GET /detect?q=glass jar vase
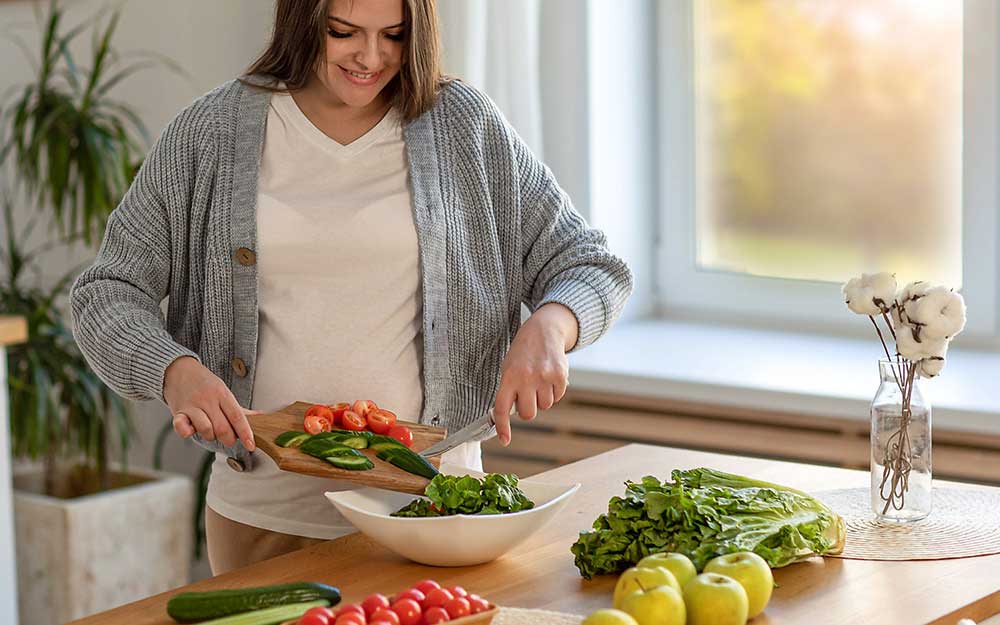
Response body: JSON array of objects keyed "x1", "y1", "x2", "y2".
[{"x1": 870, "y1": 359, "x2": 932, "y2": 522}]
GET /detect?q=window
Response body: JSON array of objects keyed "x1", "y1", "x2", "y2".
[{"x1": 657, "y1": 0, "x2": 999, "y2": 339}]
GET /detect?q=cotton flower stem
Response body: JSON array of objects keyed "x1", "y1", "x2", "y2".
[
  {"x1": 870, "y1": 315, "x2": 903, "y2": 393},
  {"x1": 879, "y1": 362, "x2": 917, "y2": 514}
]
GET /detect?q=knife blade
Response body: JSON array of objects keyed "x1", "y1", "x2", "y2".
[{"x1": 419, "y1": 412, "x2": 497, "y2": 458}]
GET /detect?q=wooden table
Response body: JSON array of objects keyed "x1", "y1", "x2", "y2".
[{"x1": 68, "y1": 444, "x2": 1000, "y2": 625}]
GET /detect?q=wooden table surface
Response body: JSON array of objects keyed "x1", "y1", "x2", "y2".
[{"x1": 68, "y1": 444, "x2": 1000, "y2": 625}]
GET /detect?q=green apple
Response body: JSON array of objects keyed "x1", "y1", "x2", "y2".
[
  {"x1": 704, "y1": 551, "x2": 774, "y2": 618},
  {"x1": 613, "y1": 566, "x2": 681, "y2": 609},
  {"x1": 636, "y1": 552, "x2": 697, "y2": 589},
  {"x1": 581, "y1": 608, "x2": 639, "y2": 625},
  {"x1": 683, "y1": 573, "x2": 749, "y2": 625},
  {"x1": 621, "y1": 585, "x2": 686, "y2": 625}
]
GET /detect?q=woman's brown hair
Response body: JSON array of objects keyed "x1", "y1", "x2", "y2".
[{"x1": 245, "y1": 0, "x2": 443, "y2": 122}]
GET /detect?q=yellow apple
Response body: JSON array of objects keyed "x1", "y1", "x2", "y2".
[
  {"x1": 636, "y1": 552, "x2": 697, "y2": 588},
  {"x1": 704, "y1": 551, "x2": 774, "y2": 618},
  {"x1": 581, "y1": 608, "x2": 639, "y2": 625},
  {"x1": 621, "y1": 585, "x2": 686, "y2": 625},
  {"x1": 613, "y1": 566, "x2": 681, "y2": 609},
  {"x1": 683, "y1": 573, "x2": 749, "y2": 625}
]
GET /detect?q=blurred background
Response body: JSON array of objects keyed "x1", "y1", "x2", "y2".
[{"x1": 1, "y1": 1, "x2": 998, "y2": 624}]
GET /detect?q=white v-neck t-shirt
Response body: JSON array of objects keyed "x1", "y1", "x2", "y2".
[{"x1": 206, "y1": 91, "x2": 480, "y2": 539}]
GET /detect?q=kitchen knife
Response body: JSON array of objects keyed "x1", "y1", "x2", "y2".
[
  {"x1": 190, "y1": 434, "x2": 254, "y2": 472},
  {"x1": 418, "y1": 412, "x2": 497, "y2": 458}
]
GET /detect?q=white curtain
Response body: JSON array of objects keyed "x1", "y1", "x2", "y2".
[{"x1": 437, "y1": 0, "x2": 544, "y2": 158}]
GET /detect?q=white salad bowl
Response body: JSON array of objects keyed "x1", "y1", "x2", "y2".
[{"x1": 324, "y1": 464, "x2": 580, "y2": 567}]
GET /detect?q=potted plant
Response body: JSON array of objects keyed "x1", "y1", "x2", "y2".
[{"x1": 1, "y1": 3, "x2": 192, "y2": 624}]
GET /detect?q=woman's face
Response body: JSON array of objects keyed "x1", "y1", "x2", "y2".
[{"x1": 314, "y1": 0, "x2": 406, "y2": 109}]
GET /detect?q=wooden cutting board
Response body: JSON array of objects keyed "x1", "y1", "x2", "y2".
[{"x1": 249, "y1": 402, "x2": 447, "y2": 494}]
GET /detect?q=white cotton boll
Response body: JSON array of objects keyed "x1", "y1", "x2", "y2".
[
  {"x1": 907, "y1": 287, "x2": 967, "y2": 340},
  {"x1": 895, "y1": 324, "x2": 948, "y2": 361},
  {"x1": 843, "y1": 272, "x2": 895, "y2": 315},
  {"x1": 867, "y1": 272, "x2": 897, "y2": 306},
  {"x1": 918, "y1": 357, "x2": 946, "y2": 378},
  {"x1": 898, "y1": 280, "x2": 933, "y2": 303}
]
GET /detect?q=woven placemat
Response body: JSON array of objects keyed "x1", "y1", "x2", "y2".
[
  {"x1": 495, "y1": 607, "x2": 582, "y2": 625},
  {"x1": 814, "y1": 487, "x2": 1000, "y2": 561}
]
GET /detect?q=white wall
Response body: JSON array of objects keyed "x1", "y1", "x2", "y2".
[{"x1": 0, "y1": 0, "x2": 275, "y2": 580}]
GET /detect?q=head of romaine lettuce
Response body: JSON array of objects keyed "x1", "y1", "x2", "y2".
[{"x1": 571, "y1": 468, "x2": 846, "y2": 578}]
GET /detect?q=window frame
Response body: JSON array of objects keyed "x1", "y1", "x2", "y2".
[{"x1": 655, "y1": 0, "x2": 1000, "y2": 344}]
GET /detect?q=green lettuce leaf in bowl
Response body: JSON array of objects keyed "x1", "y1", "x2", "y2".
[
  {"x1": 571, "y1": 467, "x2": 846, "y2": 579},
  {"x1": 392, "y1": 473, "x2": 535, "y2": 517}
]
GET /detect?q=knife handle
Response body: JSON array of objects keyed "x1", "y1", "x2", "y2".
[{"x1": 190, "y1": 434, "x2": 253, "y2": 472}]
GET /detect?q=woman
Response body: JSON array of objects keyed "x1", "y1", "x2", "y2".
[{"x1": 70, "y1": 0, "x2": 632, "y2": 575}]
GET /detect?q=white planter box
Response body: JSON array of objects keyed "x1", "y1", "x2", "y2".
[{"x1": 13, "y1": 467, "x2": 193, "y2": 625}]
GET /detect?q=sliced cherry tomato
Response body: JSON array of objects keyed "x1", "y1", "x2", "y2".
[
  {"x1": 394, "y1": 588, "x2": 425, "y2": 604},
  {"x1": 366, "y1": 408, "x2": 398, "y2": 435},
  {"x1": 304, "y1": 414, "x2": 332, "y2": 435},
  {"x1": 444, "y1": 597, "x2": 470, "y2": 619},
  {"x1": 341, "y1": 410, "x2": 367, "y2": 431},
  {"x1": 391, "y1": 598, "x2": 422, "y2": 625},
  {"x1": 387, "y1": 424, "x2": 414, "y2": 448},
  {"x1": 413, "y1": 580, "x2": 441, "y2": 596},
  {"x1": 467, "y1": 595, "x2": 489, "y2": 614},
  {"x1": 422, "y1": 588, "x2": 453, "y2": 610},
  {"x1": 370, "y1": 607, "x2": 401, "y2": 625},
  {"x1": 335, "y1": 604, "x2": 366, "y2": 618},
  {"x1": 334, "y1": 614, "x2": 366, "y2": 625},
  {"x1": 306, "y1": 404, "x2": 335, "y2": 423},
  {"x1": 352, "y1": 399, "x2": 378, "y2": 419},
  {"x1": 329, "y1": 402, "x2": 352, "y2": 426},
  {"x1": 448, "y1": 586, "x2": 468, "y2": 599},
  {"x1": 423, "y1": 606, "x2": 450, "y2": 624},
  {"x1": 362, "y1": 594, "x2": 391, "y2": 617}
]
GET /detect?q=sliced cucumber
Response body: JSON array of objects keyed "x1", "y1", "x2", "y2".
[
  {"x1": 366, "y1": 435, "x2": 439, "y2": 479},
  {"x1": 275, "y1": 431, "x2": 311, "y2": 448},
  {"x1": 300, "y1": 439, "x2": 356, "y2": 458},
  {"x1": 325, "y1": 453, "x2": 374, "y2": 471}
]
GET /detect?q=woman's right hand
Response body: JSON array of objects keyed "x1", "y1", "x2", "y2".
[{"x1": 163, "y1": 356, "x2": 258, "y2": 451}]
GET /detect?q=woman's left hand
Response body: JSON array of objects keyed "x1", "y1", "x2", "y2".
[{"x1": 492, "y1": 303, "x2": 579, "y2": 445}]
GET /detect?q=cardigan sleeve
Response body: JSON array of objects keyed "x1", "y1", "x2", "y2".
[
  {"x1": 69, "y1": 112, "x2": 206, "y2": 402},
  {"x1": 503, "y1": 116, "x2": 634, "y2": 351}
]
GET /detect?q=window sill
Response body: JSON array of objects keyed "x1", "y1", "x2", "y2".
[{"x1": 568, "y1": 319, "x2": 1000, "y2": 436}]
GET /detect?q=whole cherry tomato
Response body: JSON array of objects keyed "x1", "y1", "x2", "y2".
[
  {"x1": 370, "y1": 607, "x2": 401, "y2": 625},
  {"x1": 413, "y1": 579, "x2": 441, "y2": 596},
  {"x1": 444, "y1": 597, "x2": 471, "y2": 619},
  {"x1": 362, "y1": 593, "x2": 391, "y2": 617},
  {"x1": 422, "y1": 588, "x2": 454, "y2": 609},
  {"x1": 391, "y1": 598, "x2": 422, "y2": 625},
  {"x1": 423, "y1": 606, "x2": 450, "y2": 624},
  {"x1": 394, "y1": 588, "x2": 425, "y2": 604}
]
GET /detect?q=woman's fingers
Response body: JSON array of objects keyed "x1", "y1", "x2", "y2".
[
  {"x1": 186, "y1": 407, "x2": 215, "y2": 441},
  {"x1": 173, "y1": 412, "x2": 195, "y2": 438},
  {"x1": 537, "y1": 385, "x2": 555, "y2": 411},
  {"x1": 516, "y1": 391, "x2": 538, "y2": 421},
  {"x1": 492, "y1": 384, "x2": 516, "y2": 446},
  {"x1": 206, "y1": 407, "x2": 238, "y2": 448},
  {"x1": 222, "y1": 395, "x2": 256, "y2": 451}
]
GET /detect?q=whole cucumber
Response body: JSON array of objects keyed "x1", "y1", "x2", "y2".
[{"x1": 166, "y1": 582, "x2": 340, "y2": 622}]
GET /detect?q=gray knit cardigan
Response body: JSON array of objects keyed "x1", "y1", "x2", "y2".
[{"x1": 70, "y1": 76, "x2": 633, "y2": 432}]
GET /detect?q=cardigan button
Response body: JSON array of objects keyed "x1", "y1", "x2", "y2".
[
  {"x1": 234, "y1": 247, "x2": 256, "y2": 266},
  {"x1": 231, "y1": 357, "x2": 248, "y2": 378}
]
